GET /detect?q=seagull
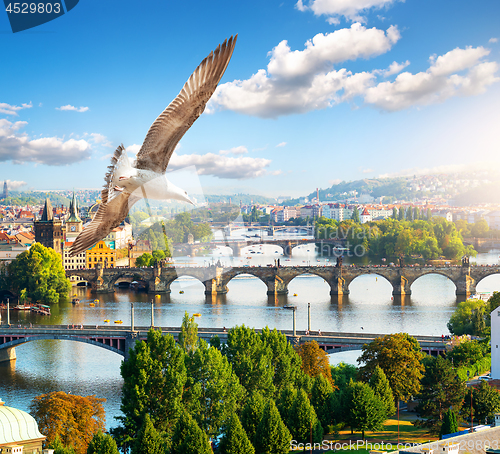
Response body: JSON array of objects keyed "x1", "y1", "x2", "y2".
[{"x1": 69, "y1": 35, "x2": 237, "y2": 256}]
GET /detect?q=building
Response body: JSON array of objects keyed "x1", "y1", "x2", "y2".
[
  {"x1": 86, "y1": 240, "x2": 116, "y2": 269},
  {"x1": 0, "y1": 398, "x2": 46, "y2": 453},
  {"x1": 360, "y1": 207, "x2": 372, "y2": 224},
  {"x1": 33, "y1": 199, "x2": 63, "y2": 256},
  {"x1": 61, "y1": 193, "x2": 87, "y2": 284},
  {"x1": 130, "y1": 240, "x2": 152, "y2": 267},
  {"x1": 2, "y1": 181, "x2": 7, "y2": 199}
]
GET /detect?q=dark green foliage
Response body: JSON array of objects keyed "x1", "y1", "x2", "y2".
[
  {"x1": 369, "y1": 366, "x2": 396, "y2": 418},
  {"x1": 240, "y1": 391, "x2": 266, "y2": 446},
  {"x1": 276, "y1": 385, "x2": 297, "y2": 425},
  {"x1": 86, "y1": 431, "x2": 119, "y2": 454},
  {"x1": 311, "y1": 374, "x2": 335, "y2": 429},
  {"x1": 7, "y1": 242, "x2": 70, "y2": 303},
  {"x1": 170, "y1": 411, "x2": 212, "y2": 454},
  {"x1": 447, "y1": 340, "x2": 488, "y2": 367},
  {"x1": 345, "y1": 381, "x2": 386, "y2": 439},
  {"x1": 331, "y1": 362, "x2": 358, "y2": 390},
  {"x1": 47, "y1": 436, "x2": 76, "y2": 454},
  {"x1": 440, "y1": 409, "x2": 458, "y2": 439},
  {"x1": 178, "y1": 312, "x2": 199, "y2": 353},
  {"x1": 218, "y1": 413, "x2": 255, "y2": 454},
  {"x1": 260, "y1": 327, "x2": 309, "y2": 394},
  {"x1": 415, "y1": 356, "x2": 466, "y2": 434},
  {"x1": 223, "y1": 325, "x2": 275, "y2": 397},
  {"x1": 447, "y1": 299, "x2": 489, "y2": 336},
  {"x1": 118, "y1": 329, "x2": 186, "y2": 441},
  {"x1": 351, "y1": 206, "x2": 360, "y2": 223},
  {"x1": 183, "y1": 339, "x2": 245, "y2": 438},
  {"x1": 287, "y1": 389, "x2": 323, "y2": 444},
  {"x1": 131, "y1": 415, "x2": 165, "y2": 454},
  {"x1": 254, "y1": 400, "x2": 292, "y2": 454},
  {"x1": 473, "y1": 381, "x2": 500, "y2": 424}
]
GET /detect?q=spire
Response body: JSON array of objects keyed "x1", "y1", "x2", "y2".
[
  {"x1": 41, "y1": 198, "x2": 54, "y2": 221},
  {"x1": 67, "y1": 191, "x2": 81, "y2": 223}
]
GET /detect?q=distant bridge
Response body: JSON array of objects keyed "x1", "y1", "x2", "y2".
[
  {"x1": 0, "y1": 324, "x2": 447, "y2": 363},
  {"x1": 65, "y1": 263, "x2": 500, "y2": 297}
]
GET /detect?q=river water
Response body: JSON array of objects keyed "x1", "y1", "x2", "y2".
[{"x1": 1, "y1": 236, "x2": 499, "y2": 429}]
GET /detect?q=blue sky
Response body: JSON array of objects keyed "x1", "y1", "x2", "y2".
[{"x1": 1, "y1": 0, "x2": 499, "y2": 198}]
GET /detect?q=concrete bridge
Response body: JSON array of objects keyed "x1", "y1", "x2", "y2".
[
  {"x1": 181, "y1": 238, "x2": 346, "y2": 257},
  {"x1": 66, "y1": 263, "x2": 500, "y2": 296},
  {"x1": 0, "y1": 324, "x2": 447, "y2": 363}
]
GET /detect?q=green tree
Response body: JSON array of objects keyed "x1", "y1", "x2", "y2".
[
  {"x1": 219, "y1": 413, "x2": 255, "y2": 454},
  {"x1": 473, "y1": 380, "x2": 500, "y2": 424},
  {"x1": 131, "y1": 414, "x2": 165, "y2": 454},
  {"x1": 87, "y1": 431, "x2": 119, "y2": 454},
  {"x1": 118, "y1": 329, "x2": 186, "y2": 443},
  {"x1": 288, "y1": 389, "x2": 323, "y2": 444},
  {"x1": 471, "y1": 219, "x2": 489, "y2": 237},
  {"x1": 8, "y1": 243, "x2": 70, "y2": 304},
  {"x1": 415, "y1": 356, "x2": 466, "y2": 434},
  {"x1": 447, "y1": 299, "x2": 488, "y2": 336},
  {"x1": 331, "y1": 362, "x2": 358, "y2": 390},
  {"x1": 358, "y1": 333, "x2": 424, "y2": 428},
  {"x1": 223, "y1": 325, "x2": 275, "y2": 397},
  {"x1": 440, "y1": 409, "x2": 458, "y2": 439},
  {"x1": 351, "y1": 206, "x2": 360, "y2": 223},
  {"x1": 135, "y1": 253, "x2": 152, "y2": 267},
  {"x1": 311, "y1": 374, "x2": 335, "y2": 429},
  {"x1": 447, "y1": 340, "x2": 487, "y2": 367},
  {"x1": 260, "y1": 327, "x2": 309, "y2": 394},
  {"x1": 183, "y1": 340, "x2": 245, "y2": 439},
  {"x1": 369, "y1": 366, "x2": 396, "y2": 419},
  {"x1": 47, "y1": 436, "x2": 76, "y2": 454},
  {"x1": 241, "y1": 391, "x2": 266, "y2": 446},
  {"x1": 178, "y1": 312, "x2": 199, "y2": 353},
  {"x1": 346, "y1": 381, "x2": 386, "y2": 439},
  {"x1": 254, "y1": 400, "x2": 292, "y2": 454},
  {"x1": 170, "y1": 411, "x2": 212, "y2": 454},
  {"x1": 30, "y1": 391, "x2": 105, "y2": 454}
]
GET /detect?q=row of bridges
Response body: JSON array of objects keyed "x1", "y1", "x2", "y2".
[
  {"x1": 0, "y1": 325, "x2": 448, "y2": 363},
  {"x1": 66, "y1": 263, "x2": 500, "y2": 297}
]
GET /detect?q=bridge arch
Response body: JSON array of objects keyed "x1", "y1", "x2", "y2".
[
  {"x1": 409, "y1": 271, "x2": 458, "y2": 294},
  {"x1": 225, "y1": 270, "x2": 270, "y2": 289},
  {"x1": 287, "y1": 273, "x2": 332, "y2": 298},
  {"x1": 474, "y1": 271, "x2": 500, "y2": 291},
  {"x1": 0, "y1": 335, "x2": 125, "y2": 357}
]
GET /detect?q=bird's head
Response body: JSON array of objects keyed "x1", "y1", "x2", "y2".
[{"x1": 169, "y1": 181, "x2": 195, "y2": 206}]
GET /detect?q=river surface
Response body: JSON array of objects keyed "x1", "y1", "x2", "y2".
[{"x1": 1, "y1": 236, "x2": 499, "y2": 429}]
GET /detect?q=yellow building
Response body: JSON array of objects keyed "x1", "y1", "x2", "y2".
[{"x1": 86, "y1": 240, "x2": 116, "y2": 269}]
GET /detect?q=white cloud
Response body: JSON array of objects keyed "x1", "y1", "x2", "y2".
[
  {"x1": 0, "y1": 119, "x2": 92, "y2": 165},
  {"x1": 88, "y1": 133, "x2": 112, "y2": 147},
  {"x1": 5, "y1": 179, "x2": 27, "y2": 190},
  {"x1": 378, "y1": 162, "x2": 500, "y2": 178},
  {"x1": 364, "y1": 47, "x2": 499, "y2": 111},
  {"x1": 219, "y1": 146, "x2": 248, "y2": 155},
  {"x1": 362, "y1": 168, "x2": 374, "y2": 173},
  {"x1": 168, "y1": 152, "x2": 271, "y2": 179},
  {"x1": 276, "y1": 142, "x2": 287, "y2": 148},
  {"x1": 56, "y1": 105, "x2": 89, "y2": 113},
  {"x1": 374, "y1": 60, "x2": 410, "y2": 77},
  {"x1": 0, "y1": 102, "x2": 32, "y2": 116},
  {"x1": 296, "y1": 0, "x2": 404, "y2": 23},
  {"x1": 270, "y1": 170, "x2": 283, "y2": 176},
  {"x1": 209, "y1": 23, "x2": 399, "y2": 118},
  {"x1": 489, "y1": 38, "x2": 498, "y2": 44}
]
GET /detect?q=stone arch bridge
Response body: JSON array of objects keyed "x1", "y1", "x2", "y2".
[{"x1": 66, "y1": 263, "x2": 500, "y2": 296}]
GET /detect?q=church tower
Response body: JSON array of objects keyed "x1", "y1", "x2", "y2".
[
  {"x1": 2, "y1": 181, "x2": 7, "y2": 199},
  {"x1": 66, "y1": 191, "x2": 83, "y2": 239},
  {"x1": 34, "y1": 198, "x2": 63, "y2": 255}
]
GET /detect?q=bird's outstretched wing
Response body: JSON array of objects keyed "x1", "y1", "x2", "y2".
[
  {"x1": 134, "y1": 35, "x2": 237, "y2": 173},
  {"x1": 69, "y1": 145, "x2": 138, "y2": 256}
]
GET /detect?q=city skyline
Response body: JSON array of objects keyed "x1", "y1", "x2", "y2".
[{"x1": 1, "y1": 0, "x2": 499, "y2": 197}]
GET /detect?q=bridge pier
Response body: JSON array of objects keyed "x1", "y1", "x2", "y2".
[
  {"x1": 455, "y1": 274, "x2": 476, "y2": 296},
  {"x1": 203, "y1": 279, "x2": 228, "y2": 295},
  {"x1": 392, "y1": 276, "x2": 411, "y2": 296},
  {"x1": 329, "y1": 277, "x2": 349, "y2": 296},
  {"x1": 266, "y1": 278, "x2": 289, "y2": 295},
  {"x1": 124, "y1": 332, "x2": 139, "y2": 361},
  {"x1": 0, "y1": 346, "x2": 16, "y2": 363},
  {"x1": 229, "y1": 244, "x2": 242, "y2": 257}
]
